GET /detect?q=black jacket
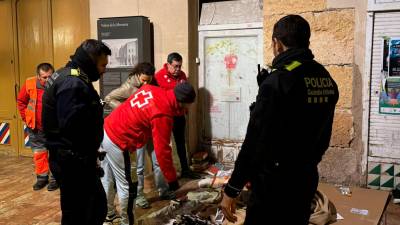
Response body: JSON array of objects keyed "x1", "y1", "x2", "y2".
[
  {"x1": 225, "y1": 48, "x2": 339, "y2": 197},
  {"x1": 42, "y1": 46, "x2": 104, "y2": 158}
]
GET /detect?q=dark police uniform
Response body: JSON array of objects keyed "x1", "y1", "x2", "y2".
[
  {"x1": 224, "y1": 48, "x2": 339, "y2": 225},
  {"x1": 42, "y1": 51, "x2": 107, "y2": 225}
]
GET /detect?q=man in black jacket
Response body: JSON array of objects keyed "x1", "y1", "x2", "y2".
[
  {"x1": 42, "y1": 39, "x2": 111, "y2": 225},
  {"x1": 220, "y1": 15, "x2": 339, "y2": 225}
]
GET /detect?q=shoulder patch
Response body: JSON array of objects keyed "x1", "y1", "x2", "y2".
[
  {"x1": 70, "y1": 69, "x2": 79, "y2": 76},
  {"x1": 284, "y1": 61, "x2": 302, "y2": 71}
]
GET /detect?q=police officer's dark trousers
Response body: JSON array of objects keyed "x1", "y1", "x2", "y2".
[
  {"x1": 49, "y1": 149, "x2": 107, "y2": 225},
  {"x1": 244, "y1": 165, "x2": 319, "y2": 225}
]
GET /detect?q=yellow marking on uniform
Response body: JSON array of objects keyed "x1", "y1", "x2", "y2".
[
  {"x1": 320, "y1": 97, "x2": 324, "y2": 103},
  {"x1": 285, "y1": 61, "x2": 302, "y2": 71},
  {"x1": 308, "y1": 97, "x2": 312, "y2": 103},
  {"x1": 314, "y1": 97, "x2": 318, "y2": 103},
  {"x1": 70, "y1": 69, "x2": 79, "y2": 76},
  {"x1": 325, "y1": 97, "x2": 329, "y2": 103},
  {"x1": 304, "y1": 77, "x2": 334, "y2": 88}
]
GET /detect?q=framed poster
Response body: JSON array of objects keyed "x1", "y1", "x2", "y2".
[
  {"x1": 389, "y1": 38, "x2": 400, "y2": 77},
  {"x1": 379, "y1": 77, "x2": 400, "y2": 114},
  {"x1": 379, "y1": 37, "x2": 400, "y2": 114},
  {"x1": 97, "y1": 16, "x2": 151, "y2": 115},
  {"x1": 103, "y1": 38, "x2": 138, "y2": 68}
]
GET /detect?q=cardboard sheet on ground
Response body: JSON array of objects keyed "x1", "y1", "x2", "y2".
[{"x1": 318, "y1": 183, "x2": 390, "y2": 225}]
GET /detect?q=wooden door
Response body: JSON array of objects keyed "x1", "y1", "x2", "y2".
[
  {"x1": 15, "y1": 0, "x2": 90, "y2": 156},
  {"x1": 16, "y1": 0, "x2": 54, "y2": 156},
  {"x1": 0, "y1": 0, "x2": 19, "y2": 155},
  {"x1": 51, "y1": 0, "x2": 90, "y2": 69}
]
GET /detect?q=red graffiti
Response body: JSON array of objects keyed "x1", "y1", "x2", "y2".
[{"x1": 224, "y1": 54, "x2": 238, "y2": 71}]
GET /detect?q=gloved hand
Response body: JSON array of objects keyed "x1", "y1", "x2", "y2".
[
  {"x1": 160, "y1": 189, "x2": 176, "y2": 200},
  {"x1": 257, "y1": 66, "x2": 270, "y2": 86},
  {"x1": 168, "y1": 180, "x2": 180, "y2": 191}
]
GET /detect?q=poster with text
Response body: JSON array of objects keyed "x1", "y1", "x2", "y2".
[
  {"x1": 382, "y1": 38, "x2": 389, "y2": 77},
  {"x1": 389, "y1": 38, "x2": 400, "y2": 77},
  {"x1": 379, "y1": 77, "x2": 400, "y2": 114}
]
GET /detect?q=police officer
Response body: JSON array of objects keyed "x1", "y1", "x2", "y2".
[
  {"x1": 42, "y1": 39, "x2": 111, "y2": 225},
  {"x1": 220, "y1": 15, "x2": 339, "y2": 225}
]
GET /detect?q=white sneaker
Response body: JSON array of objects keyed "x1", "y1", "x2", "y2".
[{"x1": 104, "y1": 213, "x2": 121, "y2": 224}]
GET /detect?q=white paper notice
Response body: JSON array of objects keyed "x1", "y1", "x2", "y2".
[{"x1": 220, "y1": 87, "x2": 241, "y2": 102}]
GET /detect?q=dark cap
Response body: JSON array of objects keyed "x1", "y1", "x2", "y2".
[{"x1": 174, "y1": 82, "x2": 196, "y2": 103}]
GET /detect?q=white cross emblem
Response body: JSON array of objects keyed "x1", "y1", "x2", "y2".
[{"x1": 130, "y1": 90, "x2": 153, "y2": 109}]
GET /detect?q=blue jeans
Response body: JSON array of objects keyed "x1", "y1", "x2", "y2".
[
  {"x1": 136, "y1": 140, "x2": 168, "y2": 196},
  {"x1": 101, "y1": 132, "x2": 134, "y2": 225}
]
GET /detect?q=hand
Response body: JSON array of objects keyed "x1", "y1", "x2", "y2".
[
  {"x1": 168, "y1": 180, "x2": 180, "y2": 191},
  {"x1": 220, "y1": 193, "x2": 237, "y2": 223}
]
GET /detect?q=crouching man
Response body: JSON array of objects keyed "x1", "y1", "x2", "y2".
[{"x1": 101, "y1": 82, "x2": 196, "y2": 225}]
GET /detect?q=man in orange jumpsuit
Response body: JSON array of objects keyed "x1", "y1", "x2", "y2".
[{"x1": 17, "y1": 63, "x2": 58, "y2": 191}]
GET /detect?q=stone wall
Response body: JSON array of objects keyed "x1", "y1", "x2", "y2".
[{"x1": 263, "y1": 0, "x2": 365, "y2": 185}]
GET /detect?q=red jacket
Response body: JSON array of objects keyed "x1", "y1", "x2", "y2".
[
  {"x1": 155, "y1": 63, "x2": 187, "y2": 90},
  {"x1": 104, "y1": 85, "x2": 181, "y2": 183},
  {"x1": 17, "y1": 78, "x2": 44, "y2": 130}
]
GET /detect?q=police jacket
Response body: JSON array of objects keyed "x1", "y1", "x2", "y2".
[
  {"x1": 42, "y1": 46, "x2": 104, "y2": 159},
  {"x1": 224, "y1": 48, "x2": 339, "y2": 198}
]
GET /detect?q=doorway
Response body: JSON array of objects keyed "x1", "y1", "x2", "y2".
[{"x1": 0, "y1": 0, "x2": 90, "y2": 156}]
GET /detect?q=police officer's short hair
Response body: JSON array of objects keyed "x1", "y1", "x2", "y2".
[
  {"x1": 272, "y1": 15, "x2": 311, "y2": 49},
  {"x1": 36, "y1": 63, "x2": 54, "y2": 75},
  {"x1": 81, "y1": 39, "x2": 111, "y2": 61},
  {"x1": 167, "y1": 52, "x2": 182, "y2": 64}
]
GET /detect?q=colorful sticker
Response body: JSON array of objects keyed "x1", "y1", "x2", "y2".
[
  {"x1": 0, "y1": 122, "x2": 11, "y2": 145},
  {"x1": 24, "y1": 124, "x2": 30, "y2": 147}
]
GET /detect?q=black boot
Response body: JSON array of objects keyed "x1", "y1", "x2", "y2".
[
  {"x1": 47, "y1": 178, "x2": 59, "y2": 191},
  {"x1": 33, "y1": 176, "x2": 48, "y2": 191}
]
